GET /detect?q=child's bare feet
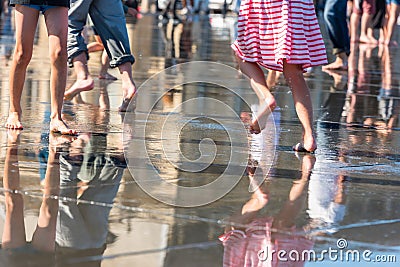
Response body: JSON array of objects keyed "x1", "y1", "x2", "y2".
[
  {"x1": 5, "y1": 112, "x2": 23, "y2": 130},
  {"x1": 99, "y1": 72, "x2": 117, "y2": 80},
  {"x1": 249, "y1": 98, "x2": 276, "y2": 134},
  {"x1": 322, "y1": 59, "x2": 348, "y2": 71},
  {"x1": 292, "y1": 135, "x2": 317, "y2": 153},
  {"x1": 64, "y1": 77, "x2": 94, "y2": 101},
  {"x1": 50, "y1": 118, "x2": 77, "y2": 135}
]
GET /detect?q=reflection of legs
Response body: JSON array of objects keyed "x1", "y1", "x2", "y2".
[
  {"x1": 31, "y1": 133, "x2": 63, "y2": 252},
  {"x1": 235, "y1": 55, "x2": 276, "y2": 134},
  {"x1": 2, "y1": 130, "x2": 26, "y2": 249},
  {"x1": 117, "y1": 62, "x2": 137, "y2": 111},
  {"x1": 273, "y1": 155, "x2": 315, "y2": 229},
  {"x1": 45, "y1": 7, "x2": 77, "y2": 135},
  {"x1": 76, "y1": 154, "x2": 124, "y2": 245},
  {"x1": 225, "y1": 179, "x2": 270, "y2": 231},
  {"x1": 5, "y1": 6, "x2": 39, "y2": 129},
  {"x1": 283, "y1": 62, "x2": 317, "y2": 152},
  {"x1": 65, "y1": 0, "x2": 95, "y2": 100}
]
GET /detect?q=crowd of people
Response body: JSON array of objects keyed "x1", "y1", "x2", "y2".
[{"x1": 1, "y1": 0, "x2": 399, "y2": 145}]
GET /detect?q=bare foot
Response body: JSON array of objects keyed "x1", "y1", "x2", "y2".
[
  {"x1": 5, "y1": 112, "x2": 23, "y2": 129},
  {"x1": 249, "y1": 98, "x2": 276, "y2": 134},
  {"x1": 359, "y1": 35, "x2": 378, "y2": 45},
  {"x1": 50, "y1": 118, "x2": 77, "y2": 135},
  {"x1": 322, "y1": 61, "x2": 348, "y2": 71},
  {"x1": 293, "y1": 134, "x2": 317, "y2": 153},
  {"x1": 64, "y1": 77, "x2": 94, "y2": 101},
  {"x1": 118, "y1": 84, "x2": 137, "y2": 112},
  {"x1": 99, "y1": 72, "x2": 117, "y2": 80}
]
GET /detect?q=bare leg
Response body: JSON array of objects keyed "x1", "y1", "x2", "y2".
[
  {"x1": 359, "y1": 13, "x2": 378, "y2": 44},
  {"x1": 117, "y1": 62, "x2": 137, "y2": 112},
  {"x1": 45, "y1": 7, "x2": 77, "y2": 135},
  {"x1": 5, "y1": 5, "x2": 39, "y2": 129},
  {"x1": 64, "y1": 52, "x2": 94, "y2": 101},
  {"x1": 350, "y1": 12, "x2": 361, "y2": 43},
  {"x1": 283, "y1": 62, "x2": 317, "y2": 152},
  {"x1": 87, "y1": 35, "x2": 117, "y2": 80},
  {"x1": 99, "y1": 50, "x2": 117, "y2": 80},
  {"x1": 384, "y1": 3, "x2": 400, "y2": 46},
  {"x1": 235, "y1": 55, "x2": 276, "y2": 134}
]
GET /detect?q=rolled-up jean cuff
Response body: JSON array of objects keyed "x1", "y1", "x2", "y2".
[
  {"x1": 68, "y1": 50, "x2": 89, "y2": 68},
  {"x1": 109, "y1": 55, "x2": 135, "y2": 68},
  {"x1": 333, "y1": 48, "x2": 350, "y2": 56}
]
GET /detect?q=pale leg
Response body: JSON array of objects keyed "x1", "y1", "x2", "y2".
[
  {"x1": 45, "y1": 7, "x2": 77, "y2": 135},
  {"x1": 283, "y1": 62, "x2": 317, "y2": 152},
  {"x1": 5, "y1": 5, "x2": 39, "y2": 129}
]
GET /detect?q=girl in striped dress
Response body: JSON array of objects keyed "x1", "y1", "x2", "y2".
[{"x1": 233, "y1": 0, "x2": 327, "y2": 153}]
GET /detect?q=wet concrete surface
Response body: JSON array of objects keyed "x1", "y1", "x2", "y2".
[{"x1": 0, "y1": 7, "x2": 400, "y2": 267}]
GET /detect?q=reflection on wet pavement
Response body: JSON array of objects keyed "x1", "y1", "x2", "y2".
[{"x1": 0, "y1": 8, "x2": 400, "y2": 267}]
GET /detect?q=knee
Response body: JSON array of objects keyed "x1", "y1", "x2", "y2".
[
  {"x1": 13, "y1": 47, "x2": 33, "y2": 67},
  {"x1": 49, "y1": 47, "x2": 67, "y2": 66}
]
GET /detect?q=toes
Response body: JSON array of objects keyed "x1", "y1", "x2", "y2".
[{"x1": 292, "y1": 143, "x2": 315, "y2": 153}]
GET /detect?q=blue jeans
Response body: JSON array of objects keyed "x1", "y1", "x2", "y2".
[
  {"x1": 67, "y1": 0, "x2": 135, "y2": 68},
  {"x1": 22, "y1": 4, "x2": 56, "y2": 14},
  {"x1": 323, "y1": 0, "x2": 350, "y2": 56}
]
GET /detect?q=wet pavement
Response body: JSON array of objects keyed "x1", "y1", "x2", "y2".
[{"x1": 0, "y1": 7, "x2": 400, "y2": 267}]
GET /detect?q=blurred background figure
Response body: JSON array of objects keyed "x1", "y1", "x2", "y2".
[{"x1": 322, "y1": 0, "x2": 351, "y2": 70}]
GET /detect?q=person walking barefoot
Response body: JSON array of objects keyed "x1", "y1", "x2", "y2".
[
  {"x1": 64, "y1": 0, "x2": 137, "y2": 112},
  {"x1": 232, "y1": 0, "x2": 327, "y2": 153},
  {"x1": 5, "y1": 3, "x2": 76, "y2": 134}
]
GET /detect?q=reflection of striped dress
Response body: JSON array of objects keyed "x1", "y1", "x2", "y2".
[{"x1": 232, "y1": 0, "x2": 327, "y2": 72}]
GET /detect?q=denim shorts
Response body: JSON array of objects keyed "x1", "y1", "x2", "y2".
[
  {"x1": 386, "y1": 0, "x2": 400, "y2": 4},
  {"x1": 22, "y1": 4, "x2": 56, "y2": 14}
]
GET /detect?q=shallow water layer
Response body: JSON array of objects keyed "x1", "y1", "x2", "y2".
[{"x1": 0, "y1": 8, "x2": 399, "y2": 267}]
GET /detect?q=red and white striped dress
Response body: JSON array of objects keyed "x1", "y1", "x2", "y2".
[{"x1": 232, "y1": 0, "x2": 327, "y2": 72}]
